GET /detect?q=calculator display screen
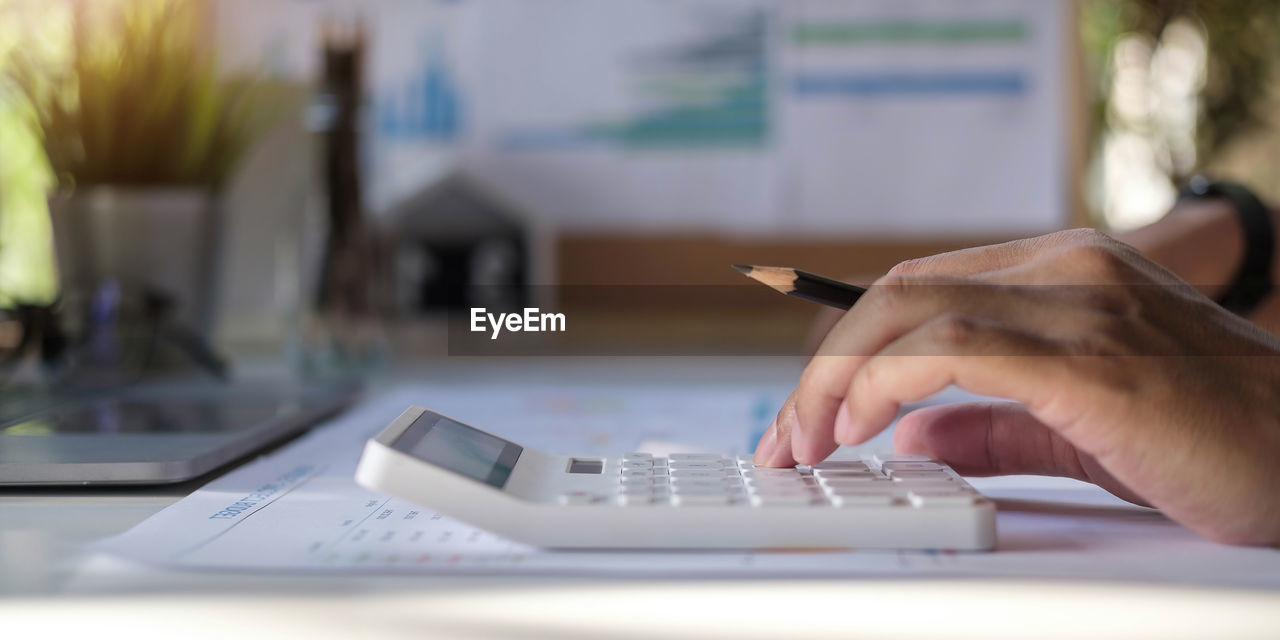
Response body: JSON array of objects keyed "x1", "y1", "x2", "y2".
[{"x1": 393, "y1": 413, "x2": 523, "y2": 489}]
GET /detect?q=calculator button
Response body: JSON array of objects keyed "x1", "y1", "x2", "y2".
[
  {"x1": 888, "y1": 471, "x2": 953, "y2": 481},
  {"x1": 670, "y1": 476, "x2": 734, "y2": 486},
  {"x1": 620, "y1": 478, "x2": 655, "y2": 487},
  {"x1": 623, "y1": 452, "x2": 653, "y2": 460},
  {"x1": 818, "y1": 477, "x2": 893, "y2": 489},
  {"x1": 881, "y1": 461, "x2": 943, "y2": 472},
  {"x1": 669, "y1": 469, "x2": 731, "y2": 478},
  {"x1": 667, "y1": 461, "x2": 723, "y2": 470},
  {"x1": 745, "y1": 474, "x2": 814, "y2": 483},
  {"x1": 813, "y1": 460, "x2": 870, "y2": 471},
  {"x1": 620, "y1": 469, "x2": 654, "y2": 478},
  {"x1": 822, "y1": 479, "x2": 904, "y2": 490},
  {"x1": 672, "y1": 484, "x2": 743, "y2": 496},
  {"x1": 873, "y1": 453, "x2": 932, "y2": 465},
  {"x1": 668, "y1": 454, "x2": 724, "y2": 462},
  {"x1": 741, "y1": 469, "x2": 802, "y2": 479},
  {"x1": 621, "y1": 461, "x2": 653, "y2": 470},
  {"x1": 670, "y1": 481, "x2": 742, "y2": 488},
  {"x1": 750, "y1": 481, "x2": 819, "y2": 491},
  {"x1": 813, "y1": 470, "x2": 883, "y2": 481}
]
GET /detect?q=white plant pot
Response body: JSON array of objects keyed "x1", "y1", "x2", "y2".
[{"x1": 48, "y1": 186, "x2": 223, "y2": 338}]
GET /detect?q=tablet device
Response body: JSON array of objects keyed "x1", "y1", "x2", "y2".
[{"x1": 0, "y1": 382, "x2": 356, "y2": 485}]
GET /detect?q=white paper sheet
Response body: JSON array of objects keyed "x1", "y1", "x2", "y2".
[{"x1": 89, "y1": 384, "x2": 1280, "y2": 586}]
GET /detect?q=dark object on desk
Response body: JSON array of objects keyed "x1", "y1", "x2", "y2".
[
  {"x1": 315, "y1": 20, "x2": 377, "y2": 316},
  {"x1": 389, "y1": 173, "x2": 531, "y2": 314},
  {"x1": 732, "y1": 264, "x2": 866, "y2": 310},
  {"x1": 0, "y1": 381, "x2": 357, "y2": 485}
]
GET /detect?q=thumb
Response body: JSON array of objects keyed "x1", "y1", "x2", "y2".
[{"x1": 893, "y1": 402, "x2": 1149, "y2": 506}]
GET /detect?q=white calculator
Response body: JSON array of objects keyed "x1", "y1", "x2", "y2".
[{"x1": 355, "y1": 406, "x2": 996, "y2": 550}]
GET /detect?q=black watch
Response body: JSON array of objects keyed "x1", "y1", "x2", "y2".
[{"x1": 1178, "y1": 177, "x2": 1275, "y2": 316}]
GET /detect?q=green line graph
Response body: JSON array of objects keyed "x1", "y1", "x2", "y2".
[{"x1": 793, "y1": 19, "x2": 1028, "y2": 46}]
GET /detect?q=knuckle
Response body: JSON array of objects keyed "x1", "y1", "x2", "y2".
[
  {"x1": 1058, "y1": 227, "x2": 1113, "y2": 246},
  {"x1": 867, "y1": 274, "x2": 917, "y2": 312},
  {"x1": 928, "y1": 313, "x2": 980, "y2": 348},
  {"x1": 1055, "y1": 243, "x2": 1132, "y2": 281},
  {"x1": 886, "y1": 258, "x2": 929, "y2": 277}
]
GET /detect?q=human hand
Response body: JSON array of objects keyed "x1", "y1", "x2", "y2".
[{"x1": 752, "y1": 229, "x2": 1280, "y2": 545}]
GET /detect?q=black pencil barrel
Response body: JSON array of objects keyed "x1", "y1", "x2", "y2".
[{"x1": 789, "y1": 270, "x2": 865, "y2": 310}]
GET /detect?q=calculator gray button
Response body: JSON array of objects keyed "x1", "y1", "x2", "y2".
[
  {"x1": 667, "y1": 461, "x2": 723, "y2": 470},
  {"x1": 741, "y1": 469, "x2": 802, "y2": 478},
  {"x1": 813, "y1": 469, "x2": 881, "y2": 479},
  {"x1": 889, "y1": 471, "x2": 953, "y2": 481},
  {"x1": 621, "y1": 461, "x2": 653, "y2": 470},
  {"x1": 749, "y1": 481, "x2": 817, "y2": 491},
  {"x1": 747, "y1": 476, "x2": 816, "y2": 486},
  {"x1": 623, "y1": 452, "x2": 653, "y2": 460},
  {"x1": 671, "y1": 476, "x2": 739, "y2": 485},
  {"x1": 669, "y1": 469, "x2": 730, "y2": 478},
  {"x1": 881, "y1": 461, "x2": 943, "y2": 471},
  {"x1": 668, "y1": 454, "x2": 725, "y2": 461},
  {"x1": 817, "y1": 477, "x2": 887, "y2": 488},
  {"x1": 620, "y1": 469, "x2": 654, "y2": 478},
  {"x1": 813, "y1": 460, "x2": 870, "y2": 471},
  {"x1": 620, "y1": 477, "x2": 655, "y2": 487},
  {"x1": 873, "y1": 453, "x2": 932, "y2": 465},
  {"x1": 824, "y1": 481, "x2": 906, "y2": 494},
  {"x1": 672, "y1": 483, "x2": 742, "y2": 494}
]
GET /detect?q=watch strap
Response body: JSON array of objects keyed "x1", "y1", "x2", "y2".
[{"x1": 1179, "y1": 178, "x2": 1274, "y2": 316}]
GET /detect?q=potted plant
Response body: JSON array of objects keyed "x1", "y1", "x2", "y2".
[{"x1": 9, "y1": 0, "x2": 262, "y2": 376}]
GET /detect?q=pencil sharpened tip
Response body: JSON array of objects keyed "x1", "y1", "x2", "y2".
[{"x1": 731, "y1": 264, "x2": 753, "y2": 275}]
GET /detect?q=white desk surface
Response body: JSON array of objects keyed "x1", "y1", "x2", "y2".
[{"x1": 3, "y1": 357, "x2": 1279, "y2": 639}]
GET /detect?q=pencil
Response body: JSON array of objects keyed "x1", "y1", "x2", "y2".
[{"x1": 732, "y1": 264, "x2": 866, "y2": 310}]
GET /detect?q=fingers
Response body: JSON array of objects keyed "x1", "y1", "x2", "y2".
[
  {"x1": 790, "y1": 280, "x2": 1105, "y2": 464},
  {"x1": 894, "y1": 401, "x2": 1153, "y2": 506},
  {"x1": 753, "y1": 392, "x2": 807, "y2": 467},
  {"x1": 837, "y1": 315, "x2": 1069, "y2": 448},
  {"x1": 893, "y1": 402, "x2": 1088, "y2": 478}
]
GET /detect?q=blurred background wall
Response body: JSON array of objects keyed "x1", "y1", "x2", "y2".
[{"x1": 1, "y1": 0, "x2": 1278, "y2": 365}]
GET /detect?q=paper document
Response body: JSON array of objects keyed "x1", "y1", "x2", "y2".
[{"x1": 93, "y1": 385, "x2": 1280, "y2": 586}]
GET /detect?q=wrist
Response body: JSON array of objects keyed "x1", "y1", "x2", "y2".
[{"x1": 1119, "y1": 198, "x2": 1244, "y2": 297}]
